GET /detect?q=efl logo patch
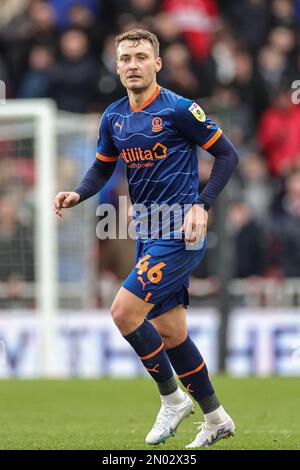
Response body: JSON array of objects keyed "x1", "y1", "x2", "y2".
[
  {"x1": 152, "y1": 116, "x2": 163, "y2": 132},
  {"x1": 189, "y1": 102, "x2": 206, "y2": 122}
]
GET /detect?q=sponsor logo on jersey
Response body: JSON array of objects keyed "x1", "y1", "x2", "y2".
[
  {"x1": 152, "y1": 116, "x2": 163, "y2": 132},
  {"x1": 120, "y1": 143, "x2": 167, "y2": 164},
  {"x1": 188, "y1": 102, "x2": 206, "y2": 122}
]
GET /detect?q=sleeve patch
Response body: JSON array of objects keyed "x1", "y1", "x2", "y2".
[{"x1": 188, "y1": 102, "x2": 206, "y2": 122}]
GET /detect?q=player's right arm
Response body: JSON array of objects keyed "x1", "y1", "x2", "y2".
[{"x1": 53, "y1": 110, "x2": 119, "y2": 218}]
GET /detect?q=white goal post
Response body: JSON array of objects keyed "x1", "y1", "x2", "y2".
[{"x1": 0, "y1": 99, "x2": 57, "y2": 374}]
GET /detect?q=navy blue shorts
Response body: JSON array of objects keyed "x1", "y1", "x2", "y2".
[{"x1": 123, "y1": 238, "x2": 206, "y2": 320}]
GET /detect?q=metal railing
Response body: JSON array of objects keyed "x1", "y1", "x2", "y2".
[{"x1": 1, "y1": 278, "x2": 299, "y2": 310}]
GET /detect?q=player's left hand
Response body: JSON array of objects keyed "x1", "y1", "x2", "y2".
[{"x1": 181, "y1": 204, "x2": 208, "y2": 244}]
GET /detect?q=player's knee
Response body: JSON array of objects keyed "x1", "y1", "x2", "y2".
[
  {"x1": 111, "y1": 302, "x2": 137, "y2": 334},
  {"x1": 160, "y1": 331, "x2": 187, "y2": 349},
  {"x1": 111, "y1": 303, "x2": 126, "y2": 329}
]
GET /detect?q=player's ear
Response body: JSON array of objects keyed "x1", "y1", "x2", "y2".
[
  {"x1": 116, "y1": 60, "x2": 120, "y2": 75},
  {"x1": 155, "y1": 57, "x2": 162, "y2": 73}
]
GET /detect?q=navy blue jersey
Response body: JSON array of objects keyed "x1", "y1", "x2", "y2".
[{"x1": 96, "y1": 85, "x2": 222, "y2": 238}]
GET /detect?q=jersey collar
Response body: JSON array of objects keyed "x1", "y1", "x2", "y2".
[{"x1": 130, "y1": 84, "x2": 161, "y2": 112}]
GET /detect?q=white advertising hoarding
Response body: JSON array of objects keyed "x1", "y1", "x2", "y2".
[
  {"x1": 0, "y1": 309, "x2": 219, "y2": 378},
  {"x1": 227, "y1": 309, "x2": 300, "y2": 376},
  {"x1": 1, "y1": 308, "x2": 300, "y2": 377}
]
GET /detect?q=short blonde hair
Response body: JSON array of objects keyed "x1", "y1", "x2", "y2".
[{"x1": 115, "y1": 29, "x2": 160, "y2": 58}]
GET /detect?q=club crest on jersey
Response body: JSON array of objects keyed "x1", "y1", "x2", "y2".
[
  {"x1": 189, "y1": 102, "x2": 206, "y2": 122},
  {"x1": 152, "y1": 116, "x2": 163, "y2": 132}
]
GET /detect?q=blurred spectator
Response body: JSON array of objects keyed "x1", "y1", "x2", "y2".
[
  {"x1": 96, "y1": 35, "x2": 125, "y2": 112},
  {"x1": 159, "y1": 42, "x2": 202, "y2": 98},
  {"x1": 0, "y1": 0, "x2": 58, "y2": 93},
  {"x1": 0, "y1": 156, "x2": 34, "y2": 189},
  {"x1": 104, "y1": 0, "x2": 160, "y2": 34},
  {"x1": 0, "y1": 195, "x2": 34, "y2": 282},
  {"x1": 48, "y1": 29, "x2": 98, "y2": 112},
  {"x1": 219, "y1": 0, "x2": 270, "y2": 53},
  {"x1": 68, "y1": 2, "x2": 105, "y2": 54},
  {"x1": 162, "y1": 0, "x2": 221, "y2": 62},
  {"x1": 48, "y1": 0, "x2": 101, "y2": 29},
  {"x1": 270, "y1": 0, "x2": 297, "y2": 29},
  {"x1": 0, "y1": 155, "x2": 35, "y2": 231},
  {"x1": 255, "y1": 45, "x2": 288, "y2": 114},
  {"x1": 123, "y1": 0, "x2": 160, "y2": 24},
  {"x1": 228, "y1": 200, "x2": 267, "y2": 278},
  {"x1": 268, "y1": 26, "x2": 297, "y2": 68},
  {"x1": 239, "y1": 152, "x2": 273, "y2": 221},
  {"x1": 275, "y1": 171, "x2": 300, "y2": 277},
  {"x1": 151, "y1": 11, "x2": 181, "y2": 47},
  {"x1": 211, "y1": 27, "x2": 236, "y2": 85},
  {"x1": 258, "y1": 88, "x2": 300, "y2": 176},
  {"x1": 212, "y1": 85, "x2": 255, "y2": 146},
  {"x1": 18, "y1": 45, "x2": 54, "y2": 98},
  {"x1": 29, "y1": 0, "x2": 57, "y2": 41},
  {"x1": 267, "y1": 26, "x2": 299, "y2": 92},
  {"x1": 229, "y1": 50, "x2": 261, "y2": 115},
  {"x1": 69, "y1": 2, "x2": 96, "y2": 28}
]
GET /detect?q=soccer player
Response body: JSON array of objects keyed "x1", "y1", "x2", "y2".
[{"x1": 53, "y1": 29, "x2": 238, "y2": 448}]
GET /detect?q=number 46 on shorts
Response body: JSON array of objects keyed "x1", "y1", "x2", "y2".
[{"x1": 136, "y1": 254, "x2": 166, "y2": 283}]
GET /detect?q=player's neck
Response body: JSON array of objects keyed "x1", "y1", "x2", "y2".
[{"x1": 128, "y1": 82, "x2": 159, "y2": 111}]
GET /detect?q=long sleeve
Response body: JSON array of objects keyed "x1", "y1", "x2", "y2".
[
  {"x1": 195, "y1": 133, "x2": 239, "y2": 209},
  {"x1": 74, "y1": 158, "x2": 117, "y2": 202},
  {"x1": 173, "y1": 98, "x2": 239, "y2": 209}
]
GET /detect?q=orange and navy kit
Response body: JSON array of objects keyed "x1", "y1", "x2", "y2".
[{"x1": 75, "y1": 85, "x2": 239, "y2": 318}]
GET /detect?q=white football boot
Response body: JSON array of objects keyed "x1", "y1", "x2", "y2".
[
  {"x1": 145, "y1": 393, "x2": 195, "y2": 445},
  {"x1": 186, "y1": 415, "x2": 235, "y2": 448}
]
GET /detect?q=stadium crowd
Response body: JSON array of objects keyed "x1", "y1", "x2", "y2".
[{"x1": 0, "y1": 0, "x2": 300, "y2": 306}]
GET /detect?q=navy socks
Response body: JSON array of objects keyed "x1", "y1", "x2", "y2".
[
  {"x1": 166, "y1": 335, "x2": 220, "y2": 413},
  {"x1": 124, "y1": 324, "x2": 220, "y2": 411},
  {"x1": 124, "y1": 320, "x2": 176, "y2": 393}
]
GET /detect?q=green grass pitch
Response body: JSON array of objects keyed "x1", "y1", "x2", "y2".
[{"x1": 0, "y1": 376, "x2": 299, "y2": 450}]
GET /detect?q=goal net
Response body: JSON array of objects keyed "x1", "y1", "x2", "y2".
[{"x1": 0, "y1": 100, "x2": 99, "y2": 373}]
